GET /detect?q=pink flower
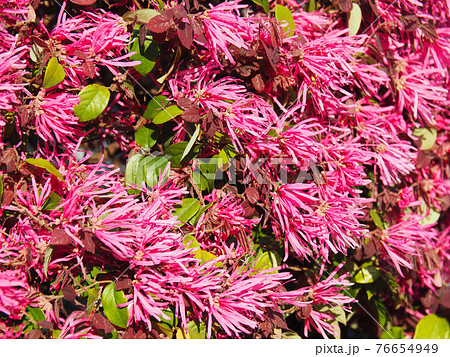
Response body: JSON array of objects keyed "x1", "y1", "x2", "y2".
[
  {"x1": 196, "y1": 1, "x2": 254, "y2": 65},
  {"x1": 0, "y1": 270, "x2": 30, "y2": 319},
  {"x1": 27, "y1": 90, "x2": 84, "y2": 151},
  {"x1": 377, "y1": 218, "x2": 438, "y2": 277}
]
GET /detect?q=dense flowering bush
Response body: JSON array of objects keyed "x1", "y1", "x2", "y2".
[{"x1": 0, "y1": 0, "x2": 449, "y2": 339}]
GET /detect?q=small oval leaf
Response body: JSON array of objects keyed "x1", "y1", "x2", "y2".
[
  {"x1": 101, "y1": 283, "x2": 129, "y2": 329},
  {"x1": 413, "y1": 314, "x2": 450, "y2": 339},
  {"x1": 74, "y1": 84, "x2": 110, "y2": 122},
  {"x1": 25, "y1": 158, "x2": 64, "y2": 181},
  {"x1": 42, "y1": 57, "x2": 65, "y2": 89},
  {"x1": 152, "y1": 105, "x2": 183, "y2": 124},
  {"x1": 174, "y1": 198, "x2": 201, "y2": 223},
  {"x1": 135, "y1": 124, "x2": 159, "y2": 149},
  {"x1": 348, "y1": 3, "x2": 362, "y2": 36}
]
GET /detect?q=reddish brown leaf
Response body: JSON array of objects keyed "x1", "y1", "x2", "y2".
[
  {"x1": 82, "y1": 61, "x2": 96, "y2": 79},
  {"x1": 62, "y1": 285, "x2": 77, "y2": 302},
  {"x1": 295, "y1": 304, "x2": 312, "y2": 320},
  {"x1": 50, "y1": 229, "x2": 73, "y2": 246},
  {"x1": 252, "y1": 74, "x2": 265, "y2": 92},
  {"x1": 37, "y1": 320, "x2": 53, "y2": 330},
  {"x1": 70, "y1": 0, "x2": 97, "y2": 5},
  {"x1": 0, "y1": 148, "x2": 19, "y2": 173},
  {"x1": 27, "y1": 329, "x2": 43, "y2": 339},
  {"x1": 116, "y1": 278, "x2": 132, "y2": 291},
  {"x1": 236, "y1": 64, "x2": 252, "y2": 77},
  {"x1": 339, "y1": 0, "x2": 353, "y2": 12},
  {"x1": 420, "y1": 22, "x2": 438, "y2": 40},
  {"x1": 174, "y1": 4, "x2": 188, "y2": 20},
  {"x1": 135, "y1": 330, "x2": 147, "y2": 339},
  {"x1": 266, "y1": 309, "x2": 288, "y2": 329},
  {"x1": 242, "y1": 200, "x2": 256, "y2": 218},
  {"x1": 139, "y1": 25, "x2": 147, "y2": 46},
  {"x1": 91, "y1": 313, "x2": 114, "y2": 333},
  {"x1": 81, "y1": 230, "x2": 95, "y2": 254},
  {"x1": 177, "y1": 21, "x2": 194, "y2": 49},
  {"x1": 400, "y1": 14, "x2": 420, "y2": 32},
  {"x1": 259, "y1": 320, "x2": 272, "y2": 338},
  {"x1": 246, "y1": 187, "x2": 259, "y2": 204},
  {"x1": 182, "y1": 105, "x2": 201, "y2": 123},
  {"x1": 73, "y1": 50, "x2": 87, "y2": 60},
  {"x1": 438, "y1": 286, "x2": 450, "y2": 309},
  {"x1": 147, "y1": 10, "x2": 174, "y2": 33},
  {"x1": 30, "y1": 35, "x2": 48, "y2": 49},
  {"x1": 122, "y1": 328, "x2": 136, "y2": 339},
  {"x1": 177, "y1": 97, "x2": 192, "y2": 108}
]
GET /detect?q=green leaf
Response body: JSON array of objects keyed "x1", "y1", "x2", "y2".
[
  {"x1": 27, "y1": 307, "x2": 46, "y2": 323},
  {"x1": 86, "y1": 287, "x2": 99, "y2": 314},
  {"x1": 373, "y1": 297, "x2": 387, "y2": 327},
  {"x1": 187, "y1": 321, "x2": 206, "y2": 339},
  {"x1": 199, "y1": 250, "x2": 219, "y2": 266},
  {"x1": 174, "y1": 198, "x2": 201, "y2": 223},
  {"x1": 414, "y1": 314, "x2": 450, "y2": 339},
  {"x1": 419, "y1": 203, "x2": 441, "y2": 225},
  {"x1": 275, "y1": 5, "x2": 295, "y2": 37},
  {"x1": 348, "y1": 3, "x2": 362, "y2": 36},
  {"x1": 102, "y1": 283, "x2": 129, "y2": 329},
  {"x1": 42, "y1": 57, "x2": 65, "y2": 89},
  {"x1": 52, "y1": 330, "x2": 62, "y2": 338},
  {"x1": 25, "y1": 158, "x2": 64, "y2": 181},
  {"x1": 143, "y1": 156, "x2": 170, "y2": 188},
  {"x1": 143, "y1": 95, "x2": 168, "y2": 120},
  {"x1": 282, "y1": 330, "x2": 302, "y2": 339},
  {"x1": 413, "y1": 128, "x2": 437, "y2": 150},
  {"x1": 125, "y1": 154, "x2": 170, "y2": 188},
  {"x1": 74, "y1": 84, "x2": 110, "y2": 122},
  {"x1": 191, "y1": 170, "x2": 210, "y2": 191},
  {"x1": 354, "y1": 266, "x2": 380, "y2": 284},
  {"x1": 329, "y1": 305, "x2": 347, "y2": 326},
  {"x1": 165, "y1": 141, "x2": 188, "y2": 167},
  {"x1": 251, "y1": 0, "x2": 270, "y2": 14},
  {"x1": 123, "y1": 9, "x2": 159, "y2": 24},
  {"x1": 125, "y1": 153, "x2": 143, "y2": 186},
  {"x1": 307, "y1": 0, "x2": 316, "y2": 12},
  {"x1": 43, "y1": 192, "x2": 62, "y2": 211},
  {"x1": 135, "y1": 124, "x2": 159, "y2": 149},
  {"x1": 369, "y1": 209, "x2": 384, "y2": 229},
  {"x1": 181, "y1": 125, "x2": 201, "y2": 162},
  {"x1": 0, "y1": 176, "x2": 3, "y2": 199},
  {"x1": 381, "y1": 326, "x2": 404, "y2": 339},
  {"x1": 254, "y1": 251, "x2": 281, "y2": 272},
  {"x1": 188, "y1": 202, "x2": 213, "y2": 226},
  {"x1": 152, "y1": 105, "x2": 183, "y2": 124},
  {"x1": 130, "y1": 35, "x2": 160, "y2": 76},
  {"x1": 43, "y1": 246, "x2": 53, "y2": 278}
]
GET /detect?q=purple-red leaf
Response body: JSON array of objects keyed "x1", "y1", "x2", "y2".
[
  {"x1": 147, "y1": 9, "x2": 174, "y2": 33},
  {"x1": 82, "y1": 61, "x2": 96, "y2": 79},
  {"x1": 246, "y1": 187, "x2": 259, "y2": 204},
  {"x1": 70, "y1": 0, "x2": 97, "y2": 5},
  {"x1": 50, "y1": 229, "x2": 73, "y2": 245},
  {"x1": 116, "y1": 278, "x2": 132, "y2": 291},
  {"x1": 81, "y1": 230, "x2": 95, "y2": 254},
  {"x1": 182, "y1": 105, "x2": 201, "y2": 123},
  {"x1": 339, "y1": 0, "x2": 353, "y2": 12},
  {"x1": 62, "y1": 285, "x2": 77, "y2": 302},
  {"x1": 177, "y1": 21, "x2": 194, "y2": 49},
  {"x1": 91, "y1": 313, "x2": 114, "y2": 333},
  {"x1": 252, "y1": 74, "x2": 265, "y2": 92}
]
